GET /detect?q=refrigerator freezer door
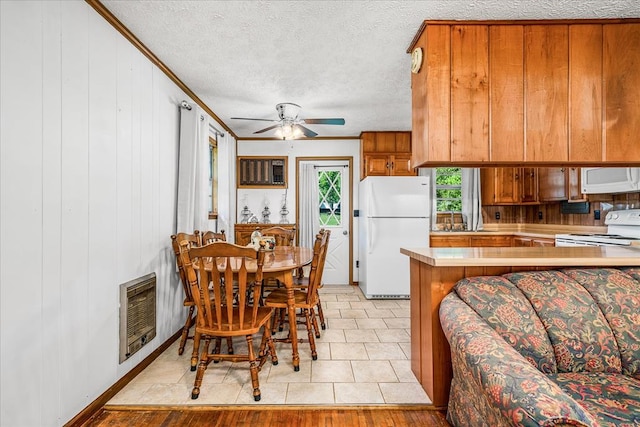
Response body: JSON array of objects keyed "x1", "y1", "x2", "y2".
[
  {"x1": 359, "y1": 217, "x2": 430, "y2": 298},
  {"x1": 362, "y1": 176, "x2": 430, "y2": 218}
]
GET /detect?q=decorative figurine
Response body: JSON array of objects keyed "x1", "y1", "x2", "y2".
[
  {"x1": 261, "y1": 205, "x2": 271, "y2": 224},
  {"x1": 279, "y1": 191, "x2": 289, "y2": 224}
]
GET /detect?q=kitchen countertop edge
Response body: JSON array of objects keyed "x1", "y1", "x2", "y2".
[{"x1": 400, "y1": 246, "x2": 640, "y2": 267}]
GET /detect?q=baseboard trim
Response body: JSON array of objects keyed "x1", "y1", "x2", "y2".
[
  {"x1": 64, "y1": 328, "x2": 182, "y2": 427},
  {"x1": 102, "y1": 404, "x2": 440, "y2": 411}
]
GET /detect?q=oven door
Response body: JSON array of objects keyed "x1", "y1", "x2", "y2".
[{"x1": 555, "y1": 238, "x2": 625, "y2": 247}]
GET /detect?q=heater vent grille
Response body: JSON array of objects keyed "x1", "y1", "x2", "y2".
[{"x1": 119, "y1": 273, "x2": 156, "y2": 363}]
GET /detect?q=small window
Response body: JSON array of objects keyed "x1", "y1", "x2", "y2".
[
  {"x1": 208, "y1": 136, "x2": 218, "y2": 218},
  {"x1": 318, "y1": 169, "x2": 342, "y2": 226},
  {"x1": 434, "y1": 167, "x2": 462, "y2": 213}
]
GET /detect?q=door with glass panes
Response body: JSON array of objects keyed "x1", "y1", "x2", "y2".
[{"x1": 315, "y1": 163, "x2": 350, "y2": 285}]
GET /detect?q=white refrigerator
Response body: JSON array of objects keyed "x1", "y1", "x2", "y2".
[{"x1": 358, "y1": 176, "x2": 431, "y2": 299}]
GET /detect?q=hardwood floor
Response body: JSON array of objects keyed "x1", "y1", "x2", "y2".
[{"x1": 84, "y1": 406, "x2": 450, "y2": 426}]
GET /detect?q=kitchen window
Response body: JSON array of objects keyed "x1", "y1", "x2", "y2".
[
  {"x1": 434, "y1": 167, "x2": 462, "y2": 213},
  {"x1": 208, "y1": 136, "x2": 218, "y2": 219},
  {"x1": 428, "y1": 167, "x2": 483, "y2": 231}
]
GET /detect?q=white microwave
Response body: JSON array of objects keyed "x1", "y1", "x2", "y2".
[{"x1": 581, "y1": 167, "x2": 640, "y2": 194}]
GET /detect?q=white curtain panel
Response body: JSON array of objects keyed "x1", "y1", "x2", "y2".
[
  {"x1": 462, "y1": 168, "x2": 484, "y2": 231},
  {"x1": 299, "y1": 164, "x2": 320, "y2": 249},
  {"x1": 176, "y1": 106, "x2": 210, "y2": 234},
  {"x1": 418, "y1": 168, "x2": 436, "y2": 229}
]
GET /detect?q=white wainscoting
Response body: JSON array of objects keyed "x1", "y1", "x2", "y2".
[{"x1": 0, "y1": 2, "x2": 192, "y2": 425}]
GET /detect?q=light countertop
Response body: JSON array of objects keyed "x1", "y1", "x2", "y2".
[
  {"x1": 430, "y1": 224, "x2": 608, "y2": 239},
  {"x1": 400, "y1": 246, "x2": 640, "y2": 267}
]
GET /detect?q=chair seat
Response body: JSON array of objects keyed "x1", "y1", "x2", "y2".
[
  {"x1": 197, "y1": 306, "x2": 274, "y2": 336},
  {"x1": 265, "y1": 288, "x2": 317, "y2": 308}
]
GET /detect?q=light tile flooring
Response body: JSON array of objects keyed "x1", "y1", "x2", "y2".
[{"x1": 108, "y1": 285, "x2": 431, "y2": 406}]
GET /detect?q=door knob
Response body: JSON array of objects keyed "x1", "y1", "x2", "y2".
[{"x1": 343, "y1": 230, "x2": 348, "y2": 235}]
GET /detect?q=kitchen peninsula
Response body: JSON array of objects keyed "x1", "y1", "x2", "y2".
[{"x1": 400, "y1": 245, "x2": 640, "y2": 408}]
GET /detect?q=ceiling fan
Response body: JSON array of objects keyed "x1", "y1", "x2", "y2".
[{"x1": 231, "y1": 103, "x2": 345, "y2": 139}]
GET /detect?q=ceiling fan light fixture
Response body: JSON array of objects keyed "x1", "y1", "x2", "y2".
[{"x1": 233, "y1": 102, "x2": 344, "y2": 139}]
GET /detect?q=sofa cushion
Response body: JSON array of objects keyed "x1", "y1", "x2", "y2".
[
  {"x1": 622, "y1": 267, "x2": 640, "y2": 282},
  {"x1": 441, "y1": 293, "x2": 600, "y2": 427},
  {"x1": 562, "y1": 268, "x2": 640, "y2": 379},
  {"x1": 504, "y1": 270, "x2": 622, "y2": 374},
  {"x1": 549, "y1": 372, "x2": 640, "y2": 427},
  {"x1": 454, "y1": 275, "x2": 557, "y2": 374}
]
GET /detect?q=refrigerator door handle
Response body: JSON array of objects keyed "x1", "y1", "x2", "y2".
[{"x1": 368, "y1": 218, "x2": 374, "y2": 254}]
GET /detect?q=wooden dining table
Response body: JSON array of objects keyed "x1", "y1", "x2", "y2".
[{"x1": 206, "y1": 245, "x2": 314, "y2": 371}]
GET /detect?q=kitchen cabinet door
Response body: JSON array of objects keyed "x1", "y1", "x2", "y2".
[
  {"x1": 513, "y1": 237, "x2": 532, "y2": 247},
  {"x1": 395, "y1": 132, "x2": 411, "y2": 153},
  {"x1": 376, "y1": 133, "x2": 396, "y2": 152},
  {"x1": 390, "y1": 155, "x2": 417, "y2": 176},
  {"x1": 520, "y1": 168, "x2": 539, "y2": 204},
  {"x1": 364, "y1": 155, "x2": 390, "y2": 176},
  {"x1": 603, "y1": 24, "x2": 640, "y2": 162},
  {"x1": 569, "y1": 25, "x2": 602, "y2": 162},
  {"x1": 470, "y1": 236, "x2": 512, "y2": 247},
  {"x1": 430, "y1": 235, "x2": 470, "y2": 247},
  {"x1": 451, "y1": 25, "x2": 489, "y2": 162},
  {"x1": 481, "y1": 168, "x2": 520, "y2": 205},
  {"x1": 489, "y1": 25, "x2": 524, "y2": 162},
  {"x1": 567, "y1": 167, "x2": 587, "y2": 202},
  {"x1": 532, "y1": 238, "x2": 555, "y2": 247},
  {"x1": 524, "y1": 25, "x2": 569, "y2": 162},
  {"x1": 538, "y1": 167, "x2": 568, "y2": 202}
]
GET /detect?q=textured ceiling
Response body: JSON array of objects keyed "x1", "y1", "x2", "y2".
[{"x1": 101, "y1": 0, "x2": 640, "y2": 139}]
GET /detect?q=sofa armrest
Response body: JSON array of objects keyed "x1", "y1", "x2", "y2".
[{"x1": 440, "y1": 293, "x2": 599, "y2": 427}]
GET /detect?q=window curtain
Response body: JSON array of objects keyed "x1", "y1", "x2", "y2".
[
  {"x1": 176, "y1": 105, "x2": 210, "y2": 233},
  {"x1": 462, "y1": 168, "x2": 484, "y2": 231},
  {"x1": 299, "y1": 164, "x2": 320, "y2": 249},
  {"x1": 418, "y1": 168, "x2": 436, "y2": 230}
]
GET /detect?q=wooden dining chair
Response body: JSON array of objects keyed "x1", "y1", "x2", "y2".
[
  {"x1": 171, "y1": 231, "x2": 233, "y2": 369},
  {"x1": 170, "y1": 231, "x2": 201, "y2": 357},
  {"x1": 260, "y1": 226, "x2": 297, "y2": 291},
  {"x1": 264, "y1": 230, "x2": 327, "y2": 360},
  {"x1": 260, "y1": 226, "x2": 296, "y2": 246},
  {"x1": 201, "y1": 229, "x2": 226, "y2": 244},
  {"x1": 293, "y1": 229, "x2": 331, "y2": 333},
  {"x1": 180, "y1": 241, "x2": 278, "y2": 401}
]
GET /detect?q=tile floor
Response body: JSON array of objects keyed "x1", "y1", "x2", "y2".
[{"x1": 108, "y1": 285, "x2": 431, "y2": 406}]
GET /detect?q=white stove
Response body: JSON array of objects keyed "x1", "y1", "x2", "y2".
[{"x1": 555, "y1": 209, "x2": 640, "y2": 247}]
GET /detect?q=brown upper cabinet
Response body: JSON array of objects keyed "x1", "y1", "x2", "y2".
[
  {"x1": 538, "y1": 167, "x2": 568, "y2": 202},
  {"x1": 483, "y1": 166, "x2": 587, "y2": 205},
  {"x1": 409, "y1": 20, "x2": 640, "y2": 166},
  {"x1": 481, "y1": 167, "x2": 538, "y2": 205},
  {"x1": 360, "y1": 131, "x2": 416, "y2": 179}
]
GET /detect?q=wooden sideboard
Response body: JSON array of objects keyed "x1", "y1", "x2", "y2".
[
  {"x1": 234, "y1": 223, "x2": 296, "y2": 245},
  {"x1": 400, "y1": 246, "x2": 640, "y2": 409}
]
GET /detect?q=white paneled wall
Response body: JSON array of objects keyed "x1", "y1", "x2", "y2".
[
  {"x1": 237, "y1": 139, "x2": 360, "y2": 281},
  {"x1": 0, "y1": 2, "x2": 194, "y2": 424}
]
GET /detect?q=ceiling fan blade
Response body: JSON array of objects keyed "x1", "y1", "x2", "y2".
[
  {"x1": 296, "y1": 124, "x2": 318, "y2": 138},
  {"x1": 230, "y1": 117, "x2": 277, "y2": 122},
  {"x1": 253, "y1": 124, "x2": 281, "y2": 134},
  {"x1": 302, "y1": 118, "x2": 345, "y2": 125}
]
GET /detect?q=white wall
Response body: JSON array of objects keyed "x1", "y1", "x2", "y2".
[
  {"x1": 0, "y1": 2, "x2": 195, "y2": 424},
  {"x1": 237, "y1": 139, "x2": 360, "y2": 280}
]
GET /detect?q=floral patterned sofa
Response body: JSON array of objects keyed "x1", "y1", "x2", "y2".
[{"x1": 440, "y1": 267, "x2": 640, "y2": 427}]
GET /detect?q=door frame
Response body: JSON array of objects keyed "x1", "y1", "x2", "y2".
[{"x1": 295, "y1": 156, "x2": 354, "y2": 285}]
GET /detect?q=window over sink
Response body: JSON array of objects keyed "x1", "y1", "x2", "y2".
[{"x1": 435, "y1": 167, "x2": 462, "y2": 212}]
